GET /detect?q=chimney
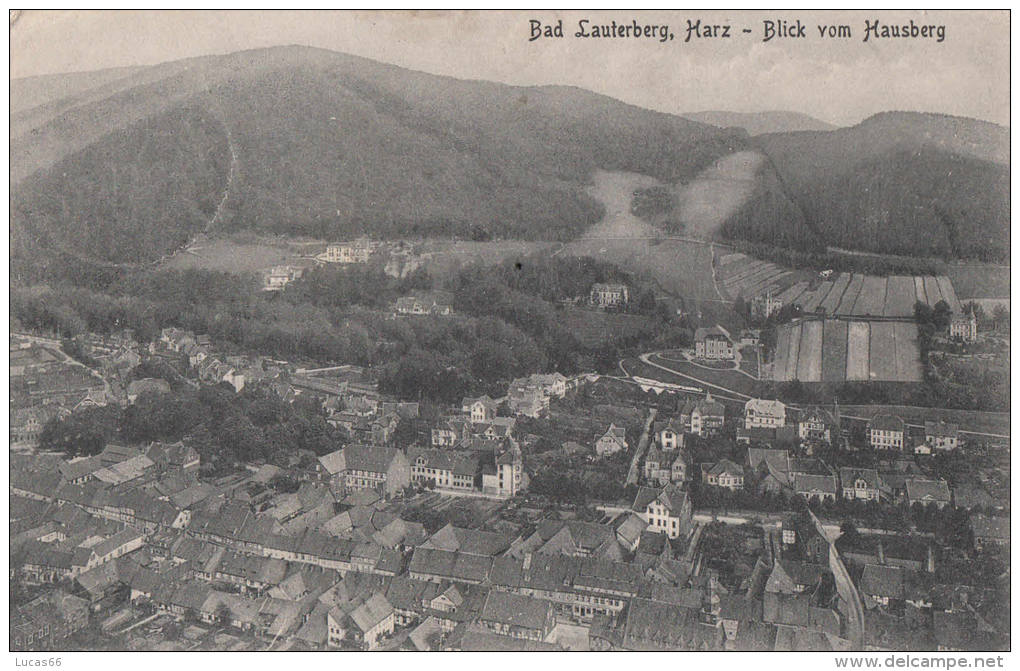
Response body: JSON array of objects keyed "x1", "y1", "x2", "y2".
[
  {"x1": 877, "y1": 539, "x2": 886, "y2": 565},
  {"x1": 926, "y1": 543, "x2": 935, "y2": 573}
]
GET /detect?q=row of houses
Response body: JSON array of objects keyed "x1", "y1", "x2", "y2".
[{"x1": 316, "y1": 442, "x2": 526, "y2": 500}]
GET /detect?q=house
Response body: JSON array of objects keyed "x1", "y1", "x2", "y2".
[
  {"x1": 905, "y1": 478, "x2": 951, "y2": 509},
  {"x1": 745, "y1": 398, "x2": 786, "y2": 430},
  {"x1": 327, "y1": 593, "x2": 395, "y2": 650},
  {"x1": 483, "y1": 443, "x2": 526, "y2": 498},
  {"x1": 868, "y1": 415, "x2": 905, "y2": 450},
  {"x1": 751, "y1": 289, "x2": 782, "y2": 320},
  {"x1": 11, "y1": 406, "x2": 65, "y2": 447},
  {"x1": 663, "y1": 451, "x2": 687, "y2": 485},
  {"x1": 11, "y1": 591, "x2": 90, "y2": 651},
  {"x1": 632, "y1": 483, "x2": 693, "y2": 540},
  {"x1": 694, "y1": 326, "x2": 734, "y2": 360},
  {"x1": 951, "y1": 483, "x2": 996, "y2": 511},
  {"x1": 793, "y1": 473, "x2": 838, "y2": 502},
  {"x1": 922, "y1": 421, "x2": 959, "y2": 453},
  {"x1": 701, "y1": 459, "x2": 745, "y2": 491},
  {"x1": 739, "y1": 329, "x2": 761, "y2": 347},
  {"x1": 462, "y1": 396, "x2": 498, "y2": 423},
  {"x1": 797, "y1": 407, "x2": 832, "y2": 444},
  {"x1": 506, "y1": 382, "x2": 549, "y2": 418},
  {"x1": 969, "y1": 515, "x2": 1009, "y2": 552},
  {"x1": 590, "y1": 283, "x2": 629, "y2": 308},
  {"x1": 765, "y1": 559, "x2": 828, "y2": 595},
  {"x1": 262, "y1": 265, "x2": 305, "y2": 291},
  {"x1": 519, "y1": 520, "x2": 624, "y2": 560},
  {"x1": 595, "y1": 424, "x2": 628, "y2": 457},
  {"x1": 322, "y1": 239, "x2": 373, "y2": 264},
  {"x1": 839, "y1": 468, "x2": 883, "y2": 501},
  {"x1": 643, "y1": 446, "x2": 670, "y2": 486},
  {"x1": 394, "y1": 295, "x2": 453, "y2": 316},
  {"x1": 316, "y1": 445, "x2": 411, "y2": 497},
  {"x1": 478, "y1": 591, "x2": 555, "y2": 641},
  {"x1": 408, "y1": 449, "x2": 481, "y2": 493},
  {"x1": 680, "y1": 394, "x2": 725, "y2": 437},
  {"x1": 522, "y1": 373, "x2": 568, "y2": 398},
  {"x1": 655, "y1": 418, "x2": 684, "y2": 450},
  {"x1": 949, "y1": 308, "x2": 977, "y2": 342},
  {"x1": 859, "y1": 564, "x2": 906, "y2": 609}
]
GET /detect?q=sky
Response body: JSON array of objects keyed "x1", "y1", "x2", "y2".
[{"x1": 9, "y1": 9, "x2": 1010, "y2": 127}]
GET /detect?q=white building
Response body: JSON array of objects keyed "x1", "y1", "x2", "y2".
[{"x1": 744, "y1": 398, "x2": 786, "y2": 430}]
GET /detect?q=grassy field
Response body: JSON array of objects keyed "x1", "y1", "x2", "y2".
[
  {"x1": 821, "y1": 319, "x2": 848, "y2": 383},
  {"x1": 884, "y1": 276, "x2": 917, "y2": 317},
  {"x1": 846, "y1": 321, "x2": 870, "y2": 381},
  {"x1": 161, "y1": 235, "x2": 318, "y2": 274},
  {"x1": 868, "y1": 322, "x2": 898, "y2": 381},
  {"x1": 797, "y1": 320, "x2": 823, "y2": 382},
  {"x1": 945, "y1": 264, "x2": 1011, "y2": 300},
  {"x1": 559, "y1": 307, "x2": 656, "y2": 348},
  {"x1": 640, "y1": 353, "x2": 762, "y2": 397},
  {"x1": 416, "y1": 239, "x2": 555, "y2": 284},
  {"x1": 893, "y1": 322, "x2": 923, "y2": 381},
  {"x1": 776, "y1": 318, "x2": 919, "y2": 383},
  {"x1": 737, "y1": 347, "x2": 759, "y2": 378},
  {"x1": 565, "y1": 171, "x2": 720, "y2": 298}
]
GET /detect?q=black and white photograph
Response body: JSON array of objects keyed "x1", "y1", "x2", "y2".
[{"x1": 7, "y1": 9, "x2": 1011, "y2": 656}]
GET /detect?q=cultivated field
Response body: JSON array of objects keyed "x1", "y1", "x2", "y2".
[
  {"x1": 773, "y1": 325, "x2": 791, "y2": 382},
  {"x1": 851, "y1": 276, "x2": 887, "y2": 316},
  {"x1": 785, "y1": 322, "x2": 802, "y2": 382},
  {"x1": 845, "y1": 321, "x2": 870, "y2": 381},
  {"x1": 893, "y1": 322, "x2": 924, "y2": 381},
  {"x1": 772, "y1": 318, "x2": 921, "y2": 383},
  {"x1": 796, "y1": 320, "x2": 823, "y2": 382},
  {"x1": 923, "y1": 276, "x2": 944, "y2": 310},
  {"x1": 819, "y1": 273, "x2": 851, "y2": 314},
  {"x1": 716, "y1": 247, "x2": 971, "y2": 319},
  {"x1": 883, "y1": 276, "x2": 917, "y2": 317},
  {"x1": 716, "y1": 252, "x2": 808, "y2": 301},
  {"x1": 821, "y1": 319, "x2": 848, "y2": 383},
  {"x1": 835, "y1": 274, "x2": 865, "y2": 315},
  {"x1": 868, "y1": 322, "x2": 898, "y2": 381}
]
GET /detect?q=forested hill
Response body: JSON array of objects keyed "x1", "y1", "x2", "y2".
[
  {"x1": 681, "y1": 110, "x2": 836, "y2": 135},
  {"x1": 746, "y1": 112, "x2": 1009, "y2": 262},
  {"x1": 10, "y1": 45, "x2": 746, "y2": 276},
  {"x1": 11, "y1": 47, "x2": 1010, "y2": 282}
]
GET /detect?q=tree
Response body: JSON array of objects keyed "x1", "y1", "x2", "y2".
[
  {"x1": 38, "y1": 406, "x2": 120, "y2": 457},
  {"x1": 992, "y1": 305, "x2": 1010, "y2": 332},
  {"x1": 932, "y1": 300, "x2": 952, "y2": 332},
  {"x1": 214, "y1": 603, "x2": 232, "y2": 627}
]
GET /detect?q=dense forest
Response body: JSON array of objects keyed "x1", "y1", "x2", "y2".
[
  {"x1": 12, "y1": 256, "x2": 689, "y2": 405},
  {"x1": 38, "y1": 384, "x2": 343, "y2": 476}
]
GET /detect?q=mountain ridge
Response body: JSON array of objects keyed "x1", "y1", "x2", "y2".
[{"x1": 10, "y1": 45, "x2": 1011, "y2": 282}]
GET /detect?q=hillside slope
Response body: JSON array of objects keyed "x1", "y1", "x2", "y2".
[
  {"x1": 10, "y1": 48, "x2": 1010, "y2": 281},
  {"x1": 11, "y1": 46, "x2": 751, "y2": 277},
  {"x1": 682, "y1": 110, "x2": 836, "y2": 135},
  {"x1": 746, "y1": 112, "x2": 1010, "y2": 261}
]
